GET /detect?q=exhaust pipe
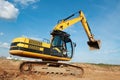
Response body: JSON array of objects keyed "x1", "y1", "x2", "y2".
[{"x1": 87, "y1": 40, "x2": 101, "y2": 50}]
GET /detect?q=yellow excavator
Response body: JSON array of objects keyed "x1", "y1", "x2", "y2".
[{"x1": 9, "y1": 10, "x2": 100, "y2": 77}]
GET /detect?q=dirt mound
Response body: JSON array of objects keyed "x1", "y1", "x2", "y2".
[{"x1": 0, "y1": 58, "x2": 120, "y2": 80}]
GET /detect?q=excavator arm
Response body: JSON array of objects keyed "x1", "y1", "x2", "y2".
[{"x1": 53, "y1": 11, "x2": 100, "y2": 50}]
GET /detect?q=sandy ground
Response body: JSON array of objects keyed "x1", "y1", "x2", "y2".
[{"x1": 0, "y1": 58, "x2": 120, "y2": 80}]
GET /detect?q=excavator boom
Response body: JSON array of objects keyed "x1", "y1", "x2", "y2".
[{"x1": 53, "y1": 11, "x2": 100, "y2": 50}]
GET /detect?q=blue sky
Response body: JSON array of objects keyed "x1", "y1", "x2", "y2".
[{"x1": 0, "y1": 0, "x2": 120, "y2": 64}]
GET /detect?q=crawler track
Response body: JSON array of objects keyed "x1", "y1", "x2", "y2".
[{"x1": 20, "y1": 61, "x2": 84, "y2": 77}]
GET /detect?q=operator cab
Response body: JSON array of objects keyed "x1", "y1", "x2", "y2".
[{"x1": 51, "y1": 30, "x2": 74, "y2": 58}]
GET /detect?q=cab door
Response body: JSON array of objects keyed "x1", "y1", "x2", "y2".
[{"x1": 51, "y1": 35, "x2": 73, "y2": 58}]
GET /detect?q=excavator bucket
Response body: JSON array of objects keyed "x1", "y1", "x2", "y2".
[{"x1": 87, "y1": 40, "x2": 101, "y2": 50}]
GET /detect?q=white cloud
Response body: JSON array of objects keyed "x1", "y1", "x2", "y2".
[
  {"x1": 106, "y1": 49, "x2": 120, "y2": 54},
  {"x1": 32, "y1": 5, "x2": 38, "y2": 9},
  {"x1": 64, "y1": 25, "x2": 77, "y2": 33},
  {"x1": 0, "y1": 0, "x2": 19, "y2": 20},
  {"x1": 14, "y1": 0, "x2": 40, "y2": 6},
  {"x1": 0, "y1": 32, "x2": 4, "y2": 36},
  {"x1": 91, "y1": 2, "x2": 120, "y2": 55},
  {"x1": 0, "y1": 42, "x2": 9, "y2": 49},
  {"x1": 21, "y1": 35, "x2": 42, "y2": 41}
]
